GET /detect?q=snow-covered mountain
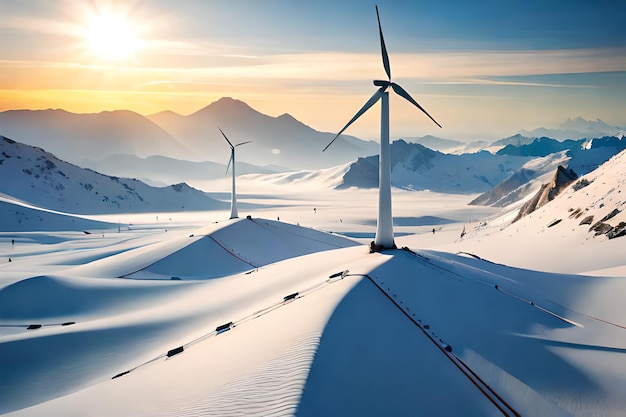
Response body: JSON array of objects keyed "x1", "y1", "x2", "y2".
[
  {"x1": 468, "y1": 152, "x2": 570, "y2": 207},
  {"x1": 489, "y1": 133, "x2": 536, "y2": 149},
  {"x1": 471, "y1": 136, "x2": 626, "y2": 207},
  {"x1": 452, "y1": 148, "x2": 626, "y2": 274},
  {"x1": 338, "y1": 139, "x2": 532, "y2": 193},
  {"x1": 0, "y1": 136, "x2": 227, "y2": 215},
  {"x1": 148, "y1": 97, "x2": 378, "y2": 170},
  {"x1": 496, "y1": 136, "x2": 584, "y2": 157}
]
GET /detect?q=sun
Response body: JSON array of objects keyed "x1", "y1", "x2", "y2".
[{"x1": 85, "y1": 12, "x2": 140, "y2": 62}]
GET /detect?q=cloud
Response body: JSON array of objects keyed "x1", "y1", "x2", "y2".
[
  {"x1": 235, "y1": 48, "x2": 626, "y2": 82},
  {"x1": 92, "y1": 47, "x2": 626, "y2": 86}
]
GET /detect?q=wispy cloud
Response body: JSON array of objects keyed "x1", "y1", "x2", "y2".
[{"x1": 126, "y1": 47, "x2": 626, "y2": 83}]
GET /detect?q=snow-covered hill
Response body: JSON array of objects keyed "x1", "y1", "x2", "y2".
[{"x1": 0, "y1": 136, "x2": 227, "y2": 215}]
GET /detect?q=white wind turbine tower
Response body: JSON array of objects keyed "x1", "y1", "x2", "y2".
[
  {"x1": 219, "y1": 127, "x2": 252, "y2": 219},
  {"x1": 323, "y1": 5, "x2": 441, "y2": 250}
]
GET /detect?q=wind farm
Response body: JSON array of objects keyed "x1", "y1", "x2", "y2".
[{"x1": 2, "y1": 2, "x2": 626, "y2": 416}]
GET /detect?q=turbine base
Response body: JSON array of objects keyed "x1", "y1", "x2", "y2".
[{"x1": 369, "y1": 240, "x2": 397, "y2": 253}]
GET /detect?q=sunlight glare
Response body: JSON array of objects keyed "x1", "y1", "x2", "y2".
[{"x1": 85, "y1": 11, "x2": 140, "y2": 61}]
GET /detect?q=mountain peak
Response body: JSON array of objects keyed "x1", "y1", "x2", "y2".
[
  {"x1": 559, "y1": 116, "x2": 612, "y2": 132},
  {"x1": 276, "y1": 113, "x2": 307, "y2": 128},
  {"x1": 192, "y1": 97, "x2": 257, "y2": 117},
  {"x1": 147, "y1": 109, "x2": 183, "y2": 118}
]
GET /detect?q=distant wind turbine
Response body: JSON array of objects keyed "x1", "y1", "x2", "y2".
[
  {"x1": 323, "y1": 5, "x2": 441, "y2": 250},
  {"x1": 219, "y1": 127, "x2": 252, "y2": 219}
]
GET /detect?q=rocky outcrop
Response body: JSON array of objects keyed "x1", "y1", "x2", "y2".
[
  {"x1": 469, "y1": 168, "x2": 537, "y2": 207},
  {"x1": 589, "y1": 209, "x2": 624, "y2": 237},
  {"x1": 513, "y1": 166, "x2": 578, "y2": 223}
]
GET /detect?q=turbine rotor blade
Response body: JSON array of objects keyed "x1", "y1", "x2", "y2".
[
  {"x1": 235, "y1": 140, "x2": 253, "y2": 147},
  {"x1": 226, "y1": 151, "x2": 233, "y2": 175},
  {"x1": 376, "y1": 5, "x2": 391, "y2": 81},
  {"x1": 323, "y1": 87, "x2": 386, "y2": 152},
  {"x1": 218, "y1": 127, "x2": 234, "y2": 149},
  {"x1": 391, "y1": 83, "x2": 442, "y2": 128}
]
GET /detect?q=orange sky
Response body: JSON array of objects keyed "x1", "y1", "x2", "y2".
[{"x1": 1, "y1": 0, "x2": 625, "y2": 140}]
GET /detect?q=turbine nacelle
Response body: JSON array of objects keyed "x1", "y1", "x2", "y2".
[
  {"x1": 219, "y1": 127, "x2": 252, "y2": 174},
  {"x1": 323, "y1": 7, "x2": 441, "y2": 153}
]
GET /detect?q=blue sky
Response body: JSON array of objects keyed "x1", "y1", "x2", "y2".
[{"x1": 0, "y1": 0, "x2": 624, "y2": 140}]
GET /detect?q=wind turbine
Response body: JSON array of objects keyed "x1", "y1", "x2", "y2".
[
  {"x1": 323, "y1": 5, "x2": 441, "y2": 250},
  {"x1": 219, "y1": 127, "x2": 252, "y2": 219}
]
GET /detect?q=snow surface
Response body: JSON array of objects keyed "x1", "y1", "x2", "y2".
[{"x1": 2, "y1": 150, "x2": 626, "y2": 416}]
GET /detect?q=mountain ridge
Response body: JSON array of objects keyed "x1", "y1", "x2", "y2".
[
  {"x1": 0, "y1": 108, "x2": 193, "y2": 164},
  {"x1": 147, "y1": 97, "x2": 379, "y2": 170},
  {"x1": 338, "y1": 139, "x2": 532, "y2": 193},
  {"x1": 0, "y1": 135, "x2": 227, "y2": 215}
]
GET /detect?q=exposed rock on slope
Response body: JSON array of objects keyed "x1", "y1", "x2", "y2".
[
  {"x1": 512, "y1": 166, "x2": 578, "y2": 223},
  {"x1": 588, "y1": 208, "x2": 626, "y2": 239}
]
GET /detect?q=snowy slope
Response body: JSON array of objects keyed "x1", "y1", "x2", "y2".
[
  {"x1": 0, "y1": 195, "x2": 116, "y2": 232},
  {"x1": 0, "y1": 136, "x2": 227, "y2": 214},
  {"x1": 449, "y1": 149, "x2": 626, "y2": 274},
  {"x1": 468, "y1": 151, "x2": 569, "y2": 207},
  {"x1": 2, "y1": 218, "x2": 626, "y2": 416}
]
